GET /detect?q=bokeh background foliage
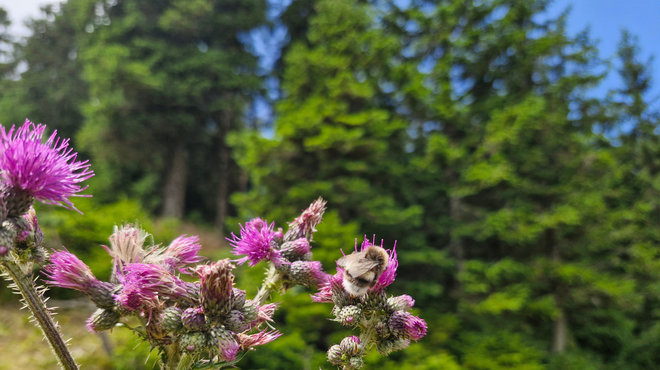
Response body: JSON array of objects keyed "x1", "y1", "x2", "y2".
[{"x1": 1, "y1": 0, "x2": 660, "y2": 369}]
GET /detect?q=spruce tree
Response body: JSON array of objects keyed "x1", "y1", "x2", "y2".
[{"x1": 78, "y1": 0, "x2": 266, "y2": 225}]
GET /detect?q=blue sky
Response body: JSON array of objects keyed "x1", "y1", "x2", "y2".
[{"x1": 548, "y1": 0, "x2": 660, "y2": 99}]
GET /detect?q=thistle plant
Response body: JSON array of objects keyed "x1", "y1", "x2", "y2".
[
  {"x1": 0, "y1": 120, "x2": 426, "y2": 369},
  {"x1": 45, "y1": 226, "x2": 281, "y2": 369},
  {"x1": 312, "y1": 238, "x2": 427, "y2": 369},
  {"x1": 0, "y1": 119, "x2": 94, "y2": 370}
]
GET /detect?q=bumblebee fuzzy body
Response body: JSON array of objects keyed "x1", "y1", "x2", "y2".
[{"x1": 337, "y1": 246, "x2": 389, "y2": 297}]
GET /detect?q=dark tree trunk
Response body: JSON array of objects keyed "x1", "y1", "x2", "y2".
[
  {"x1": 162, "y1": 143, "x2": 189, "y2": 219},
  {"x1": 215, "y1": 103, "x2": 232, "y2": 235},
  {"x1": 449, "y1": 195, "x2": 465, "y2": 295},
  {"x1": 552, "y1": 307, "x2": 568, "y2": 353},
  {"x1": 549, "y1": 229, "x2": 568, "y2": 353}
]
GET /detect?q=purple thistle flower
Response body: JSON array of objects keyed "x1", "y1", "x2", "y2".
[
  {"x1": 0, "y1": 120, "x2": 93, "y2": 213},
  {"x1": 44, "y1": 249, "x2": 100, "y2": 292},
  {"x1": 159, "y1": 235, "x2": 205, "y2": 274},
  {"x1": 237, "y1": 329, "x2": 282, "y2": 350},
  {"x1": 228, "y1": 218, "x2": 282, "y2": 267},
  {"x1": 115, "y1": 263, "x2": 190, "y2": 311},
  {"x1": 45, "y1": 249, "x2": 118, "y2": 308},
  {"x1": 388, "y1": 311, "x2": 427, "y2": 341}
]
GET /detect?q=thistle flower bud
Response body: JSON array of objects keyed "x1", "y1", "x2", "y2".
[
  {"x1": 376, "y1": 337, "x2": 410, "y2": 356},
  {"x1": 348, "y1": 356, "x2": 364, "y2": 369},
  {"x1": 231, "y1": 288, "x2": 246, "y2": 310},
  {"x1": 0, "y1": 227, "x2": 15, "y2": 256},
  {"x1": 279, "y1": 238, "x2": 312, "y2": 261},
  {"x1": 327, "y1": 344, "x2": 343, "y2": 365},
  {"x1": 387, "y1": 294, "x2": 415, "y2": 312},
  {"x1": 375, "y1": 321, "x2": 391, "y2": 339},
  {"x1": 225, "y1": 310, "x2": 249, "y2": 332},
  {"x1": 161, "y1": 306, "x2": 183, "y2": 333},
  {"x1": 210, "y1": 327, "x2": 239, "y2": 362},
  {"x1": 242, "y1": 299, "x2": 259, "y2": 323},
  {"x1": 284, "y1": 198, "x2": 326, "y2": 242},
  {"x1": 86, "y1": 308, "x2": 120, "y2": 332},
  {"x1": 388, "y1": 311, "x2": 428, "y2": 341},
  {"x1": 180, "y1": 332, "x2": 209, "y2": 354},
  {"x1": 335, "y1": 305, "x2": 362, "y2": 327},
  {"x1": 3, "y1": 188, "x2": 34, "y2": 217},
  {"x1": 339, "y1": 336, "x2": 363, "y2": 356},
  {"x1": 362, "y1": 290, "x2": 388, "y2": 312},
  {"x1": 289, "y1": 261, "x2": 329, "y2": 288},
  {"x1": 88, "y1": 281, "x2": 120, "y2": 309},
  {"x1": 182, "y1": 307, "x2": 207, "y2": 331},
  {"x1": 196, "y1": 259, "x2": 235, "y2": 321}
]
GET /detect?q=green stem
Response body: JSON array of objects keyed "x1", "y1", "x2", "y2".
[
  {"x1": 175, "y1": 353, "x2": 194, "y2": 370},
  {"x1": 1, "y1": 260, "x2": 79, "y2": 370},
  {"x1": 254, "y1": 262, "x2": 281, "y2": 306}
]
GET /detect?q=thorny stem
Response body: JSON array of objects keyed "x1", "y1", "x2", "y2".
[
  {"x1": 254, "y1": 262, "x2": 282, "y2": 306},
  {"x1": 163, "y1": 343, "x2": 182, "y2": 370},
  {"x1": 173, "y1": 348, "x2": 191, "y2": 370},
  {"x1": 358, "y1": 315, "x2": 380, "y2": 352},
  {"x1": 1, "y1": 260, "x2": 79, "y2": 370}
]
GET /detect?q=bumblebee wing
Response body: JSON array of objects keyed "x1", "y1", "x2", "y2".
[
  {"x1": 337, "y1": 251, "x2": 365, "y2": 268},
  {"x1": 350, "y1": 259, "x2": 380, "y2": 277}
]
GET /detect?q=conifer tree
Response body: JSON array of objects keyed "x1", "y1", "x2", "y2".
[{"x1": 79, "y1": 0, "x2": 266, "y2": 224}]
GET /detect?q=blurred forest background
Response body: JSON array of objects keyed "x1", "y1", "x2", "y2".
[{"x1": 1, "y1": 0, "x2": 660, "y2": 369}]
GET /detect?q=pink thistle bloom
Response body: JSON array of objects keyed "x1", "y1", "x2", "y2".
[
  {"x1": 115, "y1": 263, "x2": 190, "y2": 311},
  {"x1": 250, "y1": 302, "x2": 280, "y2": 327},
  {"x1": 45, "y1": 249, "x2": 118, "y2": 308},
  {"x1": 228, "y1": 218, "x2": 282, "y2": 267},
  {"x1": 237, "y1": 329, "x2": 282, "y2": 350},
  {"x1": 388, "y1": 311, "x2": 427, "y2": 341},
  {"x1": 311, "y1": 271, "x2": 343, "y2": 303},
  {"x1": 144, "y1": 235, "x2": 206, "y2": 274},
  {"x1": 0, "y1": 120, "x2": 93, "y2": 212},
  {"x1": 44, "y1": 249, "x2": 101, "y2": 292}
]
